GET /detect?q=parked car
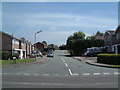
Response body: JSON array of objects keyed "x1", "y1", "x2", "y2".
[
  {"x1": 31, "y1": 51, "x2": 43, "y2": 57},
  {"x1": 84, "y1": 47, "x2": 102, "y2": 56},
  {"x1": 47, "y1": 52, "x2": 54, "y2": 57}
]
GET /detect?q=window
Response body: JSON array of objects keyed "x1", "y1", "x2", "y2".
[
  {"x1": 12, "y1": 39, "x2": 19, "y2": 45},
  {"x1": 117, "y1": 33, "x2": 120, "y2": 40}
]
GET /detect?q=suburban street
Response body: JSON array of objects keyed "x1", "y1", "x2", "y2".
[{"x1": 2, "y1": 50, "x2": 119, "y2": 88}]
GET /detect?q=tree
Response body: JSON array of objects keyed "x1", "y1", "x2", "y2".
[
  {"x1": 73, "y1": 31, "x2": 86, "y2": 40},
  {"x1": 66, "y1": 31, "x2": 86, "y2": 55},
  {"x1": 95, "y1": 31, "x2": 104, "y2": 36},
  {"x1": 59, "y1": 45, "x2": 67, "y2": 50},
  {"x1": 66, "y1": 31, "x2": 104, "y2": 55},
  {"x1": 42, "y1": 41, "x2": 47, "y2": 46},
  {"x1": 67, "y1": 31, "x2": 86, "y2": 45}
]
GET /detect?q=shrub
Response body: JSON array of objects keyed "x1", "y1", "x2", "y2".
[
  {"x1": 97, "y1": 54, "x2": 120, "y2": 65},
  {"x1": 12, "y1": 53, "x2": 19, "y2": 59},
  {"x1": 2, "y1": 51, "x2": 10, "y2": 60}
]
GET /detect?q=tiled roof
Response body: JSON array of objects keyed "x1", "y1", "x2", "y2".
[{"x1": 107, "y1": 30, "x2": 115, "y2": 35}]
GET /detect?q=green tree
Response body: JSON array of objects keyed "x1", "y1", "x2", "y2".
[
  {"x1": 42, "y1": 41, "x2": 47, "y2": 46},
  {"x1": 95, "y1": 31, "x2": 104, "y2": 36},
  {"x1": 66, "y1": 31, "x2": 104, "y2": 55},
  {"x1": 73, "y1": 31, "x2": 86, "y2": 40}
]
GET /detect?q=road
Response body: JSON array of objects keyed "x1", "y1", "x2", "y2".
[{"x1": 2, "y1": 50, "x2": 119, "y2": 88}]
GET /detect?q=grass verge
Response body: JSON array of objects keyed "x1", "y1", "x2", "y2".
[
  {"x1": 0, "y1": 58, "x2": 37, "y2": 65},
  {"x1": 110, "y1": 65, "x2": 120, "y2": 68}
]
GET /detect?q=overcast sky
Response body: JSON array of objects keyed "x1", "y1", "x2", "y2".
[{"x1": 2, "y1": 2, "x2": 118, "y2": 46}]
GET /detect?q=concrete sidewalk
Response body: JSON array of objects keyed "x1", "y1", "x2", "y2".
[{"x1": 74, "y1": 56, "x2": 120, "y2": 68}]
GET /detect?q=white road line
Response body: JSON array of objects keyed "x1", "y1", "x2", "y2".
[
  {"x1": 65, "y1": 63, "x2": 68, "y2": 67},
  {"x1": 15, "y1": 73, "x2": 22, "y2": 75},
  {"x1": 72, "y1": 73, "x2": 79, "y2": 76},
  {"x1": 83, "y1": 73, "x2": 90, "y2": 75},
  {"x1": 103, "y1": 73, "x2": 110, "y2": 75},
  {"x1": 113, "y1": 72, "x2": 119, "y2": 75},
  {"x1": 53, "y1": 74, "x2": 59, "y2": 76},
  {"x1": 68, "y1": 69, "x2": 73, "y2": 75},
  {"x1": 33, "y1": 74, "x2": 39, "y2": 76},
  {"x1": 42, "y1": 74, "x2": 50, "y2": 76},
  {"x1": 93, "y1": 73, "x2": 100, "y2": 75},
  {"x1": 24, "y1": 73, "x2": 31, "y2": 75},
  {"x1": 3, "y1": 73, "x2": 9, "y2": 75},
  {"x1": 4, "y1": 82, "x2": 64, "y2": 86},
  {"x1": 61, "y1": 57, "x2": 65, "y2": 63}
]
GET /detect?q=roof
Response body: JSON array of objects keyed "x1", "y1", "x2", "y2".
[
  {"x1": 1, "y1": 31, "x2": 32, "y2": 44},
  {"x1": 114, "y1": 26, "x2": 120, "y2": 34},
  {"x1": 0, "y1": 31, "x2": 21, "y2": 41},
  {"x1": 106, "y1": 30, "x2": 115, "y2": 35}
]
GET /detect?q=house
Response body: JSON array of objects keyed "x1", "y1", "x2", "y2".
[
  {"x1": 104, "y1": 30, "x2": 115, "y2": 53},
  {"x1": 112, "y1": 26, "x2": 120, "y2": 54},
  {"x1": 34, "y1": 42, "x2": 45, "y2": 52},
  {"x1": 86, "y1": 35, "x2": 104, "y2": 40},
  {"x1": 104, "y1": 26, "x2": 120, "y2": 54},
  {"x1": 1, "y1": 31, "x2": 33, "y2": 59}
]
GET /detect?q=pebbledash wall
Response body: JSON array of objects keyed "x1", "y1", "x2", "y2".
[
  {"x1": 104, "y1": 26, "x2": 120, "y2": 54},
  {"x1": 1, "y1": 31, "x2": 33, "y2": 59}
]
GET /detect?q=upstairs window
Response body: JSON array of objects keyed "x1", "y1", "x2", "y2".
[
  {"x1": 12, "y1": 39, "x2": 19, "y2": 45},
  {"x1": 117, "y1": 33, "x2": 120, "y2": 40}
]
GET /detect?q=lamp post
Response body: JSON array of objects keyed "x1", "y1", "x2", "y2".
[{"x1": 35, "y1": 30, "x2": 42, "y2": 59}]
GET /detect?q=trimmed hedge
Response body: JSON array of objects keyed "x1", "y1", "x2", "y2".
[
  {"x1": 97, "y1": 54, "x2": 120, "y2": 65},
  {"x1": 2, "y1": 51, "x2": 11, "y2": 60}
]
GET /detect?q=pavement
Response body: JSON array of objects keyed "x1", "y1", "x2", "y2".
[{"x1": 74, "y1": 56, "x2": 120, "y2": 68}]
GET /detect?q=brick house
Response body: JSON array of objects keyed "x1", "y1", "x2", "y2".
[
  {"x1": 104, "y1": 26, "x2": 120, "y2": 54},
  {"x1": 34, "y1": 42, "x2": 44, "y2": 52},
  {"x1": 1, "y1": 31, "x2": 33, "y2": 59}
]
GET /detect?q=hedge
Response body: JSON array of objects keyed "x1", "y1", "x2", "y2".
[
  {"x1": 97, "y1": 54, "x2": 120, "y2": 65},
  {"x1": 2, "y1": 51, "x2": 11, "y2": 60}
]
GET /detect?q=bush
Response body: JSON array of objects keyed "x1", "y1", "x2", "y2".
[
  {"x1": 97, "y1": 54, "x2": 120, "y2": 65},
  {"x1": 2, "y1": 51, "x2": 11, "y2": 60},
  {"x1": 12, "y1": 53, "x2": 19, "y2": 59}
]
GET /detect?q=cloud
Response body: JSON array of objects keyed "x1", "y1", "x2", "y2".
[
  {"x1": 5, "y1": 12, "x2": 117, "y2": 30},
  {"x1": 3, "y1": 12, "x2": 117, "y2": 45}
]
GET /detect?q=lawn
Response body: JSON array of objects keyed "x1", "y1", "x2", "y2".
[
  {"x1": 110, "y1": 65, "x2": 120, "y2": 68},
  {"x1": 0, "y1": 58, "x2": 38, "y2": 65}
]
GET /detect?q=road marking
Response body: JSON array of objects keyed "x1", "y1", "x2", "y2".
[
  {"x1": 33, "y1": 74, "x2": 39, "y2": 76},
  {"x1": 72, "y1": 73, "x2": 79, "y2": 76},
  {"x1": 42, "y1": 74, "x2": 50, "y2": 76},
  {"x1": 65, "y1": 63, "x2": 68, "y2": 67},
  {"x1": 53, "y1": 74, "x2": 59, "y2": 76},
  {"x1": 103, "y1": 73, "x2": 110, "y2": 75},
  {"x1": 4, "y1": 82, "x2": 64, "y2": 86},
  {"x1": 24, "y1": 73, "x2": 30, "y2": 75},
  {"x1": 83, "y1": 73, "x2": 90, "y2": 75},
  {"x1": 93, "y1": 73, "x2": 100, "y2": 75},
  {"x1": 61, "y1": 57, "x2": 65, "y2": 63},
  {"x1": 3, "y1": 73, "x2": 9, "y2": 75},
  {"x1": 68, "y1": 69, "x2": 73, "y2": 75},
  {"x1": 15, "y1": 73, "x2": 22, "y2": 75},
  {"x1": 113, "y1": 72, "x2": 119, "y2": 75}
]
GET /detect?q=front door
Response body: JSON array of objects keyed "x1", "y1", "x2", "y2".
[{"x1": 117, "y1": 45, "x2": 120, "y2": 54}]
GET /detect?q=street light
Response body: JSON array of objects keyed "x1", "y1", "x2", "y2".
[{"x1": 35, "y1": 30, "x2": 42, "y2": 58}]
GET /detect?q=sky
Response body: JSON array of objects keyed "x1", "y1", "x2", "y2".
[{"x1": 2, "y1": 2, "x2": 118, "y2": 46}]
